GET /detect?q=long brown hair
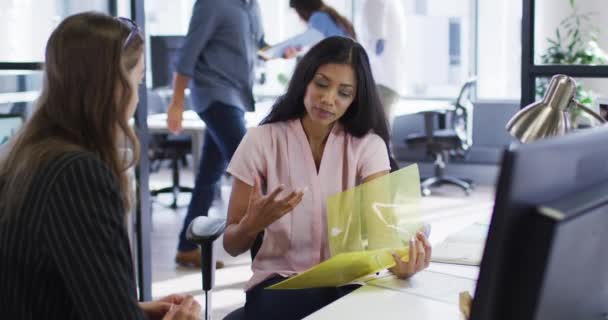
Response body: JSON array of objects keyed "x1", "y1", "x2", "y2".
[
  {"x1": 291, "y1": 0, "x2": 357, "y2": 39},
  {"x1": 0, "y1": 12, "x2": 144, "y2": 218}
]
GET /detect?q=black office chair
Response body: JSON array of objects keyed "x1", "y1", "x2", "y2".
[
  {"x1": 147, "y1": 90, "x2": 194, "y2": 209},
  {"x1": 186, "y1": 216, "x2": 264, "y2": 320},
  {"x1": 149, "y1": 135, "x2": 194, "y2": 209},
  {"x1": 405, "y1": 78, "x2": 477, "y2": 196}
]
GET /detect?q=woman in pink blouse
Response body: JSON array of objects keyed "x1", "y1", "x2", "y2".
[{"x1": 223, "y1": 36, "x2": 432, "y2": 319}]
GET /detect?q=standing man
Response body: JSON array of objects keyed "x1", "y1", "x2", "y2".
[
  {"x1": 168, "y1": 0, "x2": 265, "y2": 268},
  {"x1": 357, "y1": 0, "x2": 408, "y2": 129}
]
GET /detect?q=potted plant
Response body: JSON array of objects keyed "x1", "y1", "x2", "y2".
[{"x1": 537, "y1": 0, "x2": 608, "y2": 127}]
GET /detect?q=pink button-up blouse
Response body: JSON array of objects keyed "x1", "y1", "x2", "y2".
[{"x1": 227, "y1": 119, "x2": 390, "y2": 291}]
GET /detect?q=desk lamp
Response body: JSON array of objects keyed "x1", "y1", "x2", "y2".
[{"x1": 506, "y1": 74, "x2": 606, "y2": 143}]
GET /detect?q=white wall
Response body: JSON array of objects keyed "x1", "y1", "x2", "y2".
[
  {"x1": 145, "y1": 0, "x2": 193, "y2": 35},
  {"x1": 477, "y1": 0, "x2": 521, "y2": 100},
  {"x1": 0, "y1": 0, "x2": 58, "y2": 62},
  {"x1": 428, "y1": 0, "x2": 469, "y2": 17},
  {"x1": 64, "y1": 0, "x2": 107, "y2": 15}
]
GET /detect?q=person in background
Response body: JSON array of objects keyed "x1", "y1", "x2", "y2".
[
  {"x1": 280, "y1": 0, "x2": 356, "y2": 58},
  {"x1": 223, "y1": 37, "x2": 431, "y2": 319},
  {"x1": 357, "y1": 0, "x2": 408, "y2": 129},
  {"x1": 0, "y1": 12, "x2": 200, "y2": 320},
  {"x1": 167, "y1": 0, "x2": 265, "y2": 268}
]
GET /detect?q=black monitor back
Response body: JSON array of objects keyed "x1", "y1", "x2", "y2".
[
  {"x1": 471, "y1": 126, "x2": 608, "y2": 320},
  {"x1": 522, "y1": 182, "x2": 608, "y2": 320},
  {"x1": 150, "y1": 36, "x2": 184, "y2": 89}
]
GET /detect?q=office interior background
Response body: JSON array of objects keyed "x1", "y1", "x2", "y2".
[
  {"x1": 2, "y1": 0, "x2": 608, "y2": 154},
  {"x1": 3, "y1": 0, "x2": 608, "y2": 100},
  {"x1": 1, "y1": 0, "x2": 607, "y2": 318}
]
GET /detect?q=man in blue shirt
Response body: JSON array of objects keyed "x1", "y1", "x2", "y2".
[{"x1": 167, "y1": 0, "x2": 265, "y2": 267}]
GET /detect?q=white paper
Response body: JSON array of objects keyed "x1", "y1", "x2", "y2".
[{"x1": 259, "y1": 28, "x2": 325, "y2": 59}]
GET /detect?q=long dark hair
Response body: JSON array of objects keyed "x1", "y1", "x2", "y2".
[
  {"x1": 262, "y1": 36, "x2": 397, "y2": 171},
  {"x1": 0, "y1": 12, "x2": 144, "y2": 218},
  {"x1": 290, "y1": 0, "x2": 357, "y2": 39}
]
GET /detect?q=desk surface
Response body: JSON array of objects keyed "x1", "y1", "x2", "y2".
[
  {"x1": 0, "y1": 91, "x2": 39, "y2": 105},
  {"x1": 308, "y1": 284, "x2": 462, "y2": 320},
  {"x1": 146, "y1": 100, "x2": 274, "y2": 132},
  {"x1": 392, "y1": 99, "x2": 454, "y2": 118},
  {"x1": 307, "y1": 203, "x2": 490, "y2": 320},
  {"x1": 307, "y1": 264, "x2": 477, "y2": 319}
]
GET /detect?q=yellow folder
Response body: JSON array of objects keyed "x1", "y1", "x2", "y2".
[
  {"x1": 268, "y1": 248, "x2": 409, "y2": 290},
  {"x1": 268, "y1": 165, "x2": 422, "y2": 290}
]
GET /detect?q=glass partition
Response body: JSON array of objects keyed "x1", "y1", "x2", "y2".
[{"x1": 534, "y1": 0, "x2": 608, "y2": 66}]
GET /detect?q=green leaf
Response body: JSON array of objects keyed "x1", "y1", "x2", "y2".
[
  {"x1": 573, "y1": 29, "x2": 580, "y2": 41},
  {"x1": 567, "y1": 28, "x2": 574, "y2": 37},
  {"x1": 569, "y1": 0, "x2": 575, "y2": 8}
]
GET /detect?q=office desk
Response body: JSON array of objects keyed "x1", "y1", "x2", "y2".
[
  {"x1": 0, "y1": 91, "x2": 39, "y2": 105},
  {"x1": 392, "y1": 99, "x2": 454, "y2": 119},
  {"x1": 307, "y1": 263, "x2": 477, "y2": 320},
  {"x1": 307, "y1": 202, "x2": 491, "y2": 320}
]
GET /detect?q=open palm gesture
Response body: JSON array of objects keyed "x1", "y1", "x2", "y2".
[{"x1": 241, "y1": 176, "x2": 305, "y2": 234}]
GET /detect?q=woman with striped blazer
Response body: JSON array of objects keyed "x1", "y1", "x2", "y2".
[{"x1": 0, "y1": 12, "x2": 200, "y2": 320}]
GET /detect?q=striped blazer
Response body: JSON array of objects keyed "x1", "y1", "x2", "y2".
[{"x1": 0, "y1": 152, "x2": 146, "y2": 319}]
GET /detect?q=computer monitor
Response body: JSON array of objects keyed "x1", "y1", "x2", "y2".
[
  {"x1": 471, "y1": 126, "x2": 608, "y2": 320},
  {"x1": 150, "y1": 36, "x2": 184, "y2": 89}
]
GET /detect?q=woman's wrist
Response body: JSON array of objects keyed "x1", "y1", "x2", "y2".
[
  {"x1": 238, "y1": 214, "x2": 261, "y2": 239},
  {"x1": 169, "y1": 96, "x2": 184, "y2": 108}
]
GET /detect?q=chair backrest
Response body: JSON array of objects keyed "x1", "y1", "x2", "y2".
[
  {"x1": 452, "y1": 77, "x2": 477, "y2": 147},
  {"x1": 455, "y1": 77, "x2": 477, "y2": 110}
]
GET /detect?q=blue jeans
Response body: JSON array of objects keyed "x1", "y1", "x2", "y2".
[{"x1": 177, "y1": 101, "x2": 246, "y2": 252}]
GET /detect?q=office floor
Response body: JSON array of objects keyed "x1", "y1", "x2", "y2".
[{"x1": 148, "y1": 162, "x2": 495, "y2": 319}]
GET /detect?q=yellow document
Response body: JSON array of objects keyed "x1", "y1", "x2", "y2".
[
  {"x1": 268, "y1": 165, "x2": 422, "y2": 290},
  {"x1": 268, "y1": 248, "x2": 409, "y2": 290}
]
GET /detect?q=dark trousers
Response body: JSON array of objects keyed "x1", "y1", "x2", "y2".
[
  {"x1": 178, "y1": 101, "x2": 246, "y2": 251},
  {"x1": 244, "y1": 276, "x2": 361, "y2": 319}
]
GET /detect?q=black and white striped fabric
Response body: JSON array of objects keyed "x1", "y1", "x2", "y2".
[{"x1": 0, "y1": 152, "x2": 146, "y2": 319}]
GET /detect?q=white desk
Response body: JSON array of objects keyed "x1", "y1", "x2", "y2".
[
  {"x1": 307, "y1": 205, "x2": 491, "y2": 320},
  {"x1": 307, "y1": 264, "x2": 476, "y2": 320},
  {"x1": 392, "y1": 99, "x2": 454, "y2": 118},
  {"x1": 0, "y1": 91, "x2": 39, "y2": 105}
]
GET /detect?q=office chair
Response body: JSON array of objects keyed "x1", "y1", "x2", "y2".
[
  {"x1": 405, "y1": 78, "x2": 477, "y2": 196},
  {"x1": 187, "y1": 216, "x2": 264, "y2": 320},
  {"x1": 147, "y1": 90, "x2": 195, "y2": 209},
  {"x1": 149, "y1": 135, "x2": 194, "y2": 209}
]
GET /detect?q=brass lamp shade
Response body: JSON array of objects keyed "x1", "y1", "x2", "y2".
[{"x1": 507, "y1": 75, "x2": 575, "y2": 143}]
